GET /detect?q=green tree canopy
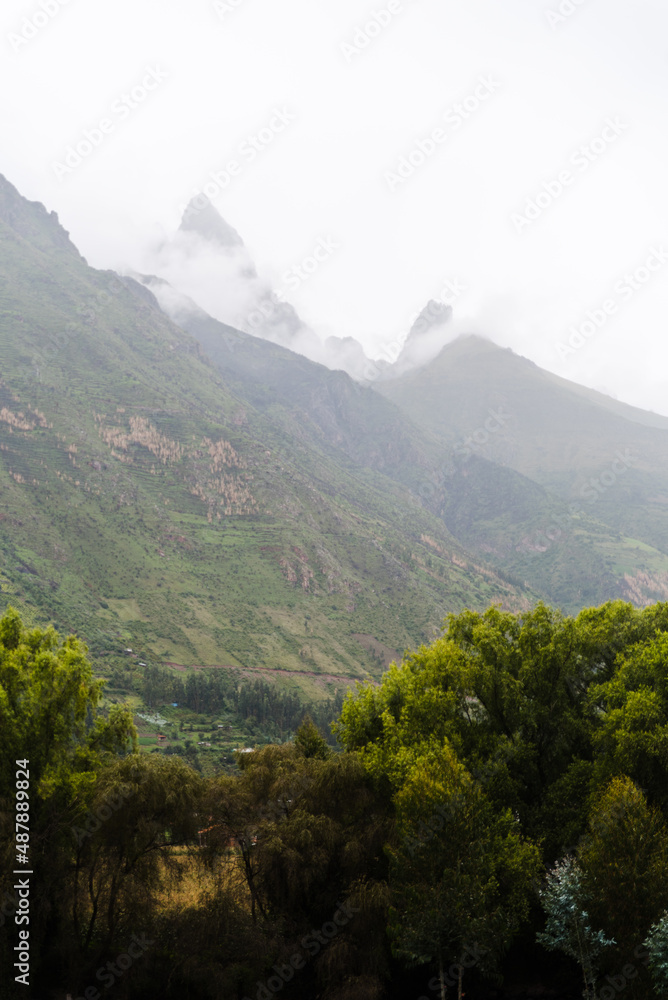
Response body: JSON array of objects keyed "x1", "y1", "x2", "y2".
[
  {"x1": 335, "y1": 600, "x2": 668, "y2": 858},
  {"x1": 0, "y1": 607, "x2": 137, "y2": 996},
  {"x1": 386, "y1": 742, "x2": 540, "y2": 1000},
  {"x1": 578, "y1": 777, "x2": 668, "y2": 994}
]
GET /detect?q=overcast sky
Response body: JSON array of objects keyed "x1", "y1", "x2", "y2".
[{"x1": 3, "y1": 0, "x2": 668, "y2": 413}]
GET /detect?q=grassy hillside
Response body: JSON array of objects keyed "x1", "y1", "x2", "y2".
[
  {"x1": 0, "y1": 175, "x2": 530, "y2": 696},
  {"x1": 163, "y1": 299, "x2": 668, "y2": 614},
  {"x1": 4, "y1": 169, "x2": 665, "y2": 680}
]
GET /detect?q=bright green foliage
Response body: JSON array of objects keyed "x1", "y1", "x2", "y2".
[
  {"x1": 335, "y1": 599, "x2": 668, "y2": 994},
  {"x1": 588, "y1": 631, "x2": 668, "y2": 809},
  {"x1": 0, "y1": 606, "x2": 137, "y2": 995},
  {"x1": 0, "y1": 604, "x2": 135, "y2": 812},
  {"x1": 539, "y1": 778, "x2": 668, "y2": 1000},
  {"x1": 7, "y1": 592, "x2": 668, "y2": 998},
  {"x1": 336, "y1": 600, "x2": 668, "y2": 858}
]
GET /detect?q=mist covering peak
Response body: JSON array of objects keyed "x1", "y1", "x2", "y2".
[
  {"x1": 180, "y1": 195, "x2": 244, "y2": 249},
  {"x1": 142, "y1": 192, "x2": 468, "y2": 381}
]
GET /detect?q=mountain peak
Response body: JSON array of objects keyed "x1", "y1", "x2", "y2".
[
  {"x1": 0, "y1": 173, "x2": 81, "y2": 257},
  {"x1": 408, "y1": 299, "x2": 453, "y2": 338},
  {"x1": 179, "y1": 194, "x2": 244, "y2": 249},
  {"x1": 388, "y1": 299, "x2": 454, "y2": 376}
]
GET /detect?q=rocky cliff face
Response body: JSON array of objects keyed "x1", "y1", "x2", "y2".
[{"x1": 0, "y1": 173, "x2": 82, "y2": 257}]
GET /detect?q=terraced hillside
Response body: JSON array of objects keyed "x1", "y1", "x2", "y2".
[
  {"x1": 0, "y1": 174, "x2": 529, "y2": 695},
  {"x1": 4, "y1": 170, "x2": 667, "y2": 692}
]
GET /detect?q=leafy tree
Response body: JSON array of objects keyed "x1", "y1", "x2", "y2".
[
  {"x1": 294, "y1": 713, "x2": 331, "y2": 759},
  {"x1": 66, "y1": 753, "x2": 204, "y2": 988},
  {"x1": 643, "y1": 912, "x2": 668, "y2": 996},
  {"x1": 0, "y1": 607, "x2": 135, "y2": 794},
  {"x1": 386, "y1": 742, "x2": 540, "y2": 1000},
  {"x1": 577, "y1": 777, "x2": 668, "y2": 995},
  {"x1": 537, "y1": 856, "x2": 615, "y2": 1000},
  {"x1": 336, "y1": 600, "x2": 668, "y2": 862},
  {"x1": 9, "y1": 597, "x2": 668, "y2": 997},
  {"x1": 334, "y1": 600, "x2": 668, "y2": 992},
  {"x1": 203, "y1": 743, "x2": 392, "y2": 998},
  {"x1": 588, "y1": 631, "x2": 668, "y2": 810},
  {"x1": 0, "y1": 607, "x2": 135, "y2": 996},
  {"x1": 203, "y1": 743, "x2": 316, "y2": 924}
]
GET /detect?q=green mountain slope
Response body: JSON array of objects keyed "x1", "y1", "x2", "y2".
[
  {"x1": 0, "y1": 175, "x2": 533, "y2": 694},
  {"x1": 375, "y1": 334, "x2": 668, "y2": 603},
  {"x1": 375, "y1": 334, "x2": 668, "y2": 467},
  {"x1": 147, "y1": 280, "x2": 668, "y2": 613},
  {"x1": 157, "y1": 292, "x2": 450, "y2": 489}
]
